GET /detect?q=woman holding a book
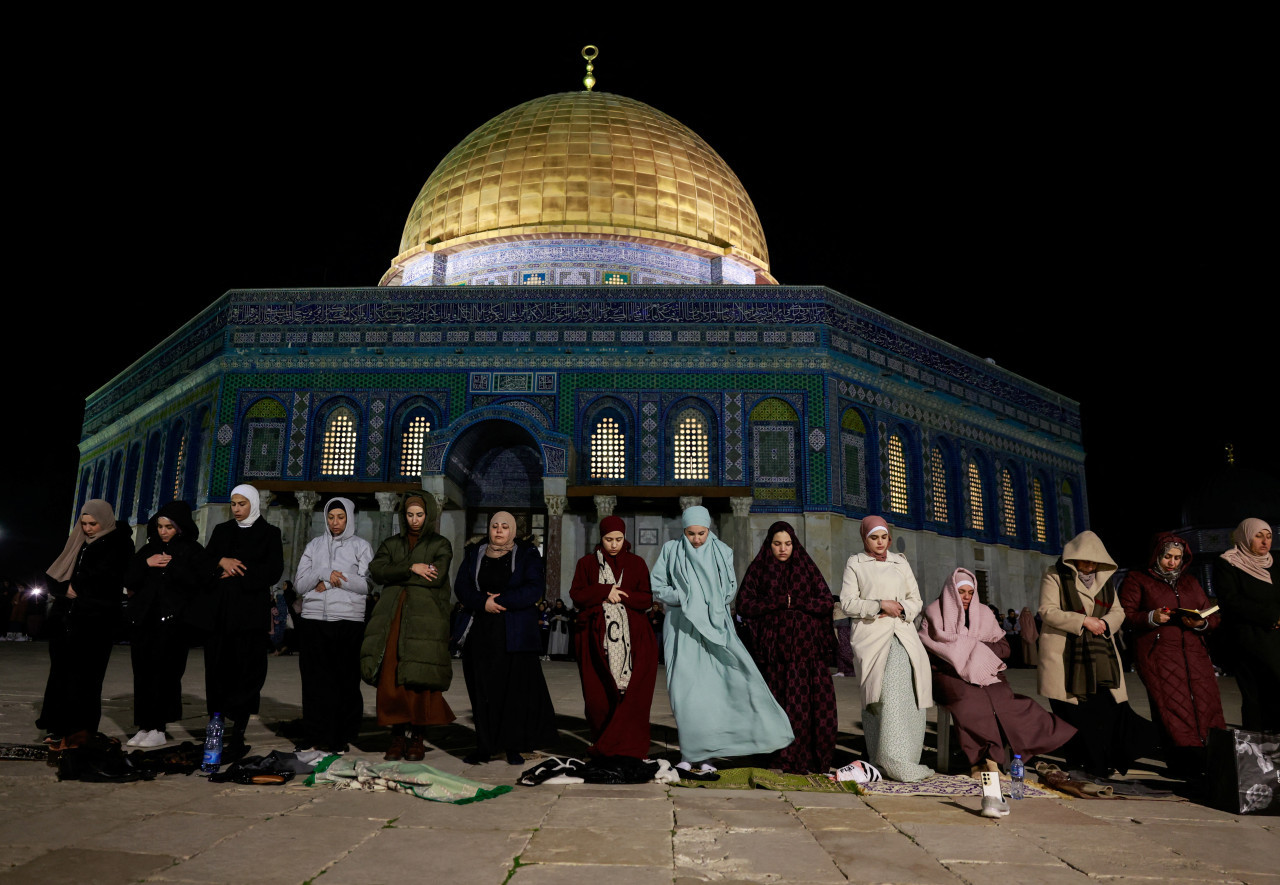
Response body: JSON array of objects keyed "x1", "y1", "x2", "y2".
[{"x1": 1119, "y1": 532, "x2": 1225, "y2": 777}]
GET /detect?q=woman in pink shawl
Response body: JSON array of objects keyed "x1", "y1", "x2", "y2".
[{"x1": 920, "y1": 568, "x2": 1075, "y2": 777}]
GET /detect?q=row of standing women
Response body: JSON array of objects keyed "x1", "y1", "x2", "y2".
[{"x1": 37, "y1": 491, "x2": 1278, "y2": 784}]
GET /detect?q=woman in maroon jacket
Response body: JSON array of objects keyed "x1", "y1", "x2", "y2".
[
  {"x1": 1119, "y1": 532, "x2": 1225, "y2": 777},
  {"x1": 569, "y1": 516, "x2": 657, "y2": 758}
]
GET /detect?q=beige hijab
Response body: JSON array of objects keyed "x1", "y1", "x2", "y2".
[
  {"x1": 1220, "y1": 517, "x2": 1274, "y2": 584},
  {"x1": 484, "y1": 511, "x2": 517, "y2": 557},
  {"x1": 47, "y1": 499, "x2": 118, "y2": 582}
]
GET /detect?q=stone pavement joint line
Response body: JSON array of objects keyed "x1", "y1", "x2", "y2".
[{"x1": 0, "y1": 643, "x2": 1270, "y2": 885}]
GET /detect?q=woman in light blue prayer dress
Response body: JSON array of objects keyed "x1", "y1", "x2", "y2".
[{"x1": 651, "y1": 506, "x2": 794, "y2": 775}]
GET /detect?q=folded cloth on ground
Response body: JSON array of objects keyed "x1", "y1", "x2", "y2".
[
  {"x1": 209, "y1": 750, "x2": 317, "y2": 784},
  {"x1": 54, "y1": 733, "x2": 155, "y2": 783},
  {"x1": 518, "y1": 755, "x2": 663, "y2": 786},
  {"x1": 311, "y1": 757, "x2": 512, "y2": 804}
]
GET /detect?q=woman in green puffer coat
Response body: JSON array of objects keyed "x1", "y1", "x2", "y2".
[{"x1": 360, "y1": 491, "x2": 455, "y2": 762}]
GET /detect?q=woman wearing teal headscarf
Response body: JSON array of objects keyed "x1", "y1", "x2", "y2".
[{"x1": 651, "y1": 506, "x2": 794, "y2": 774}]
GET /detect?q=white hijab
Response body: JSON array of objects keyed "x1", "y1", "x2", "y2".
[{"x1": 231, "y1": 483, "x2": 262, "y2": 528}]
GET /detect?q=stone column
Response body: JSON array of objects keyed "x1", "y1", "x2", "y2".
[
  {"x1": 591, "y1": 495, "x2": 617, "y2": 549},
  {"x1": 678, "y1": 495, "x2": 703, "y2": 513},
  {"x1": 729, "y1": 495, "x2": 754, "y2": 580},
  {"x1": 292, "y1": 490, "x2": 319, "y2": 579},
  {"x1": 544, "y1": 494, "x2": 568, "y2": 602},
  {"x1": 372, "y1": 491, "x2": 400, "y2": 555}
]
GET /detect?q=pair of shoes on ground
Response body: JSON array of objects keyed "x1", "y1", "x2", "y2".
[
  {"x1": 128, "y1": 729, "x2": 168, "y2": 748},
  {"x1": 833, "y1": 760, "x2": 882, "y2": 785},
  {"x1": 980, "y1": 770, "x2": 1010, "y2": 818},
  {"x1": 384, "y1": 730, "x2": 427, "y2": 762},
  {"x1": 676, "y1": 761, "x2": 720, "y2": 781}
]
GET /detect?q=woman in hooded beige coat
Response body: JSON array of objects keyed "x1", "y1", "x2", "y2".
[
  {"x1": 839, "y1": 516, "x2": 934, "y2": 782},
  {"x1": 1038, "y1": 530, "x2": 1157, "y2": 777}
]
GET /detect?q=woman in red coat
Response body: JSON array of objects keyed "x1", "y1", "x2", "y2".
[
  {"x1": 1119, "y1": 532, "x2": 1225, "y2": 777},
  {"x1": 569, "y1": 516, "x2": 657, "y2": 758}
]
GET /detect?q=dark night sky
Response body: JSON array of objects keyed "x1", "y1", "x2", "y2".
[{"x1": 4, "y1": 26, "x2": 1269, "y2": 582}]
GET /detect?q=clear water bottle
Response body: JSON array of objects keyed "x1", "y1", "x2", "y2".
[
  {"x1": 201, "y1": 713, "x2": 224, "y2": 773},
  {"x1": 1010, "y1": 754, "x2": 1025, "y2": 799}
]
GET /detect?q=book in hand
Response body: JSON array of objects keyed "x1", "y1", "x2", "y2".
[{"x1": 1174, "y1": 605, "x2": 1218, "y2": 619}]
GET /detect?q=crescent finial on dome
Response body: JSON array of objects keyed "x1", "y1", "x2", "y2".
[{"x1": 582, "y1": 45, "x2": 598, "y2": 91}]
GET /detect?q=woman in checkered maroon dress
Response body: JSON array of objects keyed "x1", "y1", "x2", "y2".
[{"x1": 736, "y1": 522, "x2": 840, "y2": 773}]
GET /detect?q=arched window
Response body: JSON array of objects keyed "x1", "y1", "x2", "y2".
[
  {"x1": 672, "y1": 409, "x2": 710, "y2": 481},
  {"x1": 121, "y1": 443, "x2": 141, "y2": 525},
  {"x1": 1032, "y1": 477, "x2": 1048, "y2": 543},
  {"x1": 76, "y1": 466, "x2": 91, "y2": 517},
  {"x1": 840, "y1": 408, "x2": 868, "y2": 510},
  {"x1": 749, "y1": 397, "x2": 800, "y2": 502},
  {"x1": 967, "y1": 459, "x2": 985, "y2": 531},
  {"x1": 106, "y1": 450, "x2": 124, "y2": 510},
  {"x1": 886, "y1": 432, "x2": 909, "y2": 515},
  {"x1": 590, "y1": 415, "x2": 627, "y2": 480},
  {"x1": 161, "y1": 420, "x2": 187, "y2": 506},
  {"x1": 242, "y1": 397, "x2": 288, "y2": 480},
  {"x1": 171, "y1": 434, "x2": 186, "y2": 502},
  {"x1": 139, "y1": 431, "x2": 161, "y2": 519},
  {"x1": 929, "y1": 446, "x2": 949, "y2": 523},
  {"x1": 401, "y1": 414, "x2": 431, "y2": 477},
  {"x1": 321, "y1": 407, "x2": 358, "y2": 476},
  {"x1": 92, "y1": 460, "x2": 106, "y2": 499},
  {"x1": 1059, "y1": 479, "x2": 1076, "y2": 547},
  {"x1": 1000, "y1": 466, "x2": 1017, "y2": 537}
]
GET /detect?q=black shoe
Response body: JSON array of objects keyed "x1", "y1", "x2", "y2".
[
  {"x1": 463, "y1": 752, "x2": 489, "y2": 765},
  {"x1": 506, "y1": 751, "x2": 524, "y2": 765}
]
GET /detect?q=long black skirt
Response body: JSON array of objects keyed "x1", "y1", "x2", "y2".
[
  {"x1": 462, "y1": 612, "x2": 556, "y2": 755},
  {"x1": 1051, "y1": 691, "x2": 1159, "y2": 777}
]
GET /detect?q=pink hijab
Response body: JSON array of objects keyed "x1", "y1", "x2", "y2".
[
  {"x1": 918, "y1": 567, "x2": 1006, "y2": 686},
  {"x1": 1018, "y1": 607, "x2": 1039, "y2": 643},
  {"x1": 1220, "y1": 517, "x2": 1273, "y2": 584},
  {"x1": 860, "y1": 516, "x2": 891, "y2": 562}
]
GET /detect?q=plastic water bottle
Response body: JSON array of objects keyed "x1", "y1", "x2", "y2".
[
  {"x1": 201, "y1": 713, "x2": 224, "y2": 773},
  {"x1": 1010, "y1": 754, "x2": 1025, "y2": 799}
]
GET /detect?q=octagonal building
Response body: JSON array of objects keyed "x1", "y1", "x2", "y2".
[{"x1": 75, "y1": 83, "x2": 1087, "y2": 609}]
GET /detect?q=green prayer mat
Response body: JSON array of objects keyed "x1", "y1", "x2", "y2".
[
  {"x1": 675, "y1": 767, "x2": 863, "y2": 795},
  {"x1": 308, "y1": 756, "x2": 512, "y2": 804}
]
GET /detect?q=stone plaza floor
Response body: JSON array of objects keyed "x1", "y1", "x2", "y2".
[{"x1": 0, "y1": 642, "x2": 1275, "y2": 885}]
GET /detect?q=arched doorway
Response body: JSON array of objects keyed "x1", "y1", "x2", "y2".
[{"x1": 445, "y1": 418, "x2": 546, "y2": 546}]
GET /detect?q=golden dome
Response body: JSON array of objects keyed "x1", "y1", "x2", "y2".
[{"x1": 392, "y1": 91, "x2": 770, "y2": 276}]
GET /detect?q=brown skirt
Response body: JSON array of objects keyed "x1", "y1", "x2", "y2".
[{"x1": 376, "y1": 594, "x2": 455, "y2": 727}]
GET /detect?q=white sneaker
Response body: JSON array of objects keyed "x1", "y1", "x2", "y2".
[
  {"x1": 127, "y1": 729, "x2": 150, "y2": 747},
  {"x1": 834, "y1": 760, "x2": 882, "y2": 785},
  {"x1": 980, "y1": 770, "x2": 1010, "y2": 818},
  {"x1": 137, "y1": 730, "x2": 168, "y2": 748}
]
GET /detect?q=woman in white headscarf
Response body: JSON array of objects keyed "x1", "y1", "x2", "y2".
[
  {"x1": 650, "y1": 505, "x2": 793, "y2": 775},
  {"x1": 1215, "y1": 518, "x2": 1279, "y2": 732},
  {"x1": 294, "y1": 496, "x2": 373, "y2": 753},
  {"x1": 1038, "y1": 530, "x2": 1157, "y2": 777},
  {"x1": 839, "y1": 515, "x2": 934, "y2": 782},
  {"x1": 203, "y1": 483, "x2": 284, "y2": 755},
  {"x1": 37, "y1": 499, "x2": 133, "y2": 746}
]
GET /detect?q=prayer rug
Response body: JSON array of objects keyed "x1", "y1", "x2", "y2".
[
  {"x1": 675, "y1": 767, "x2": 863, "y2": 795},
  {"x1": 861, "y1": 772, "x2": 1055, "y2": 798},
  {"x1": 0, "y1": 744, "x2": 47, "y2": 761},
  {"x1": 308, "y1": 756, "x2": 512, "y2": 804}
]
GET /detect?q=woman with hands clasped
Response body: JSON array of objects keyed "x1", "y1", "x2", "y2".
[
  {"x1": 839, "y1": 516, "x2": 934, "y2": 782},
  {"x1": 569, "y1": 515, "x2": 657, "y2": 758},
  {"x1": 361, "y1": 492, "x2": 455, "y2": 761},
  {"x1": 454, "y1": 511, "x2": 556, "y2": 765},
  {"x1": 295, "y1": 497, "x2": 373, "y2": 754}
]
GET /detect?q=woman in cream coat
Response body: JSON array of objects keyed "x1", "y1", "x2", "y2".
[
  {"x1": 1038, "y1": 530, "x2": 1156, "y2": 777},
  {"x1": 839, "y1": 516, "x2": 934, "y2": 781}
]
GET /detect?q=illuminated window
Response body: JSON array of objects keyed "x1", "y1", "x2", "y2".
[
  {"x1": 400, "y1": 415, "x2": 431, "y2": 478},
  {"x1": 673, "y1": 410, "x2": 709, "y2": 480},
  {"x1": 590, "y1": 416, "x2": 627, "y2": 480},
  {"x1": 172, "y1": 435, "x2": 185, "y2": 501},
  {"x1": 887, "y1": 433, "x2": 908, "y2": 514},
  {"x1": 1032, "y1": 478, "x2": 1047, "y2": 543},
  {"x1": 967, "y1": 460, "x2": 985, "y2": 531},
  {"x1": 521, "y1": 272, "x2": 547, "y2": 285},
  {"x1": 1059, "y1": 479, "x2": 1076, "y2": 547},
  {"x1": 603, "y1": 272, "x2": 630, "y2": 286},
  {"x1": 930, "y1": 446, "x2": 948, "y2": 523},
  {"x1": 321, "y1": 408, "x2": 357, "y2": 476},
  {"x1": 1001, "y1": 467, "x2": 1017, "y2": 536}
]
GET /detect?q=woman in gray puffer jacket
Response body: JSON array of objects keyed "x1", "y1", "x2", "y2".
[{"x1": 295, "y1": 496, "x2": 373, "y2": 753}]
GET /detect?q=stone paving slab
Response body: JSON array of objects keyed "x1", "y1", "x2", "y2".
[
  {"x1": 511, "y1": 863, "x2": 675, "y2": 885},
  {"x1": 896, "y1": 821, "x2": 1063, "y2": 863},
  {"x1": 146, "y1": 813, "x2": 382, "y2": 884},
  {"x1": 1133, "y1": 821, "x2": 1280, "y2": 874},
  {"x1": 794, "y1": 804, "x2": 896, "y2": 831},
  {"x1": 541, "y1": 795, "x2": 674, "y2": 829},
  {"x1": 292, "y1": 782, "x2": 557, "y2": 830},
  {"x1": 1, "y1": 847, "x2": 176, "y2": 885},
  {"x1": 939, "y1": 860, "x2": 1094, "y2": 885},
  {"x1": 808, "y1": 829, "x2": 964, "y2": 884},
  {"x1": 673, "y1": 827, "x2": 845, "y2": 883},
  {"x1": 522, "y1": 826, "x2": 673, "y2": 866},
  {"x1": 75, "y1": 810, "x2": 259, "y2": 857},
  {"x1": 318, "y1": 828, "x2": 532, "y2": 885},
  {"x1": 861, "y1": 794, "x2": 995, "y2": 824}
]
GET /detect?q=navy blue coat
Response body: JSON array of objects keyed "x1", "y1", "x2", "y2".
[{"x1": 454, "y1": 540, "x2": 545, "y2": 654}]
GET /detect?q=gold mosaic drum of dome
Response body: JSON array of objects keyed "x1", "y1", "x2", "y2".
[{"x1": 394, "y1": 91, "x2": 770, "y2": 271}]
